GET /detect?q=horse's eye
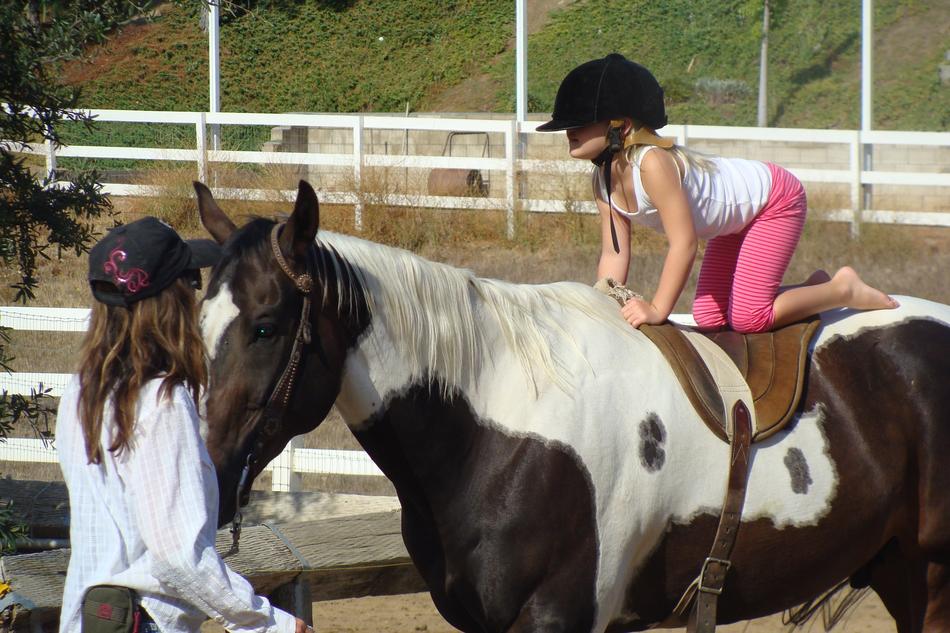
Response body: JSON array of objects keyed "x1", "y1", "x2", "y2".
[{"x1": 253, "y1": 324, "x2": 276, "y2": 340}]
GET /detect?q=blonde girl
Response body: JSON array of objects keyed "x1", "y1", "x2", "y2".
[{"x1": 538, "y1": 53, "x2": 897, "y2": 332}]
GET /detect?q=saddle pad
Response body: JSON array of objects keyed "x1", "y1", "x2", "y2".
[{"x1": 640, "y1": 318, "x2": 819, "y2": 443}]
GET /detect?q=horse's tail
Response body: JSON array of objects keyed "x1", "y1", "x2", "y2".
[{"x1": 781, "y1": 579, "x2": 871, "y2": 630}]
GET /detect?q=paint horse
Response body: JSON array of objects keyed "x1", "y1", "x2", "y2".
[{"x1": 195, "y1": 181, "x2": 950, "y2": 633}]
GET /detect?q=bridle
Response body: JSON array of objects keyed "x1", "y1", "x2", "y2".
[{"x1": 228, "y1": 221, "x2": 315, "y2": 552}]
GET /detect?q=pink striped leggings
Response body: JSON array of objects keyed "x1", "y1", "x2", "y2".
[{"x1": 692, "y1": 163, "x2": 807, "y2": 333}]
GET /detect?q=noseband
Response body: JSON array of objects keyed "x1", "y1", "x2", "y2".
[{"x1": 229, "y1": 222, "x2": 314, "y2": 551}]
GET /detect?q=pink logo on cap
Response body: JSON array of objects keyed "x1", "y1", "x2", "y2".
[{"x1": 104, "y1": 247, "x2": 150, "y2": 293}]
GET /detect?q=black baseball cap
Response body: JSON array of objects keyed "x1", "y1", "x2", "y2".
[
  {"x1": 88, "y1": 217, "x2": 222, "y2": 307},
  {"x1": 537, "y1": 53, "x2": 668, "y2": 132}
]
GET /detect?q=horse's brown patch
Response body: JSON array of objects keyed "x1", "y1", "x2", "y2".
[
  {"x1": 784, "y1": 447, "x2": 813, "y2": 494},
  {"x1": 638, "y1": 413, "x2": 667, "y2": 473},
  {"x1": 354, "y1": 380, "x2": 599, "y2": 633}
]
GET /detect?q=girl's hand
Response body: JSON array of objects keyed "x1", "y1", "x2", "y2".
[{"x1": 621, "y1": 297, "x2": 665, "y2": 328}]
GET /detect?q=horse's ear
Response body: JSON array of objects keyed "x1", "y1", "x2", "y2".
[
  {"x1": 281, "y1": 180, "x2": 320, "y2": 258},
  {"x1": 194, "y1": 181, "x2": 237, "y2": 245}
]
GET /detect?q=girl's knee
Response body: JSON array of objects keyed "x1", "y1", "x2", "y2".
[
  {"x1": 729, "y1": 307, "x2": 774, "y2": 333},
  {"x1": 692, "y1": 303, "x2": 728, "y2": 331}
]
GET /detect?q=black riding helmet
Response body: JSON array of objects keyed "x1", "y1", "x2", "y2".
[
  {"x1": 537, "y1": 53, "x2": 667, "y2": 132},
  {"x1": 539, "y1": 54, "x2": 669, "y2": 254}
]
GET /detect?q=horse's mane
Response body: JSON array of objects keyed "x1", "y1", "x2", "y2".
[{"x1": 314, "y1": 230, "x2": 639, "y2": 396}]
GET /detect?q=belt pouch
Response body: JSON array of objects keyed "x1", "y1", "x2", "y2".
[{"x1": 81, "y1": 585, "x2": 141, "y2": 633}]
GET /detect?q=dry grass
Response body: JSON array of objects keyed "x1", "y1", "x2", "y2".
[{"x1": 3, "y1": 169, "x2": 948, "y2": 490}]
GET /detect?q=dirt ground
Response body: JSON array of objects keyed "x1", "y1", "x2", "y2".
[{"x1": 312, "y1": 591, "x2": 895, "y2": 632}]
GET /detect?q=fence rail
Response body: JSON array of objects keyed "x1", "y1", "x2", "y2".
[
  {"x1": 5, "y1": 107, "x2": 950, "y2": 237},
  {"x1": 0, "y1": 437, "x2": 383, "y2": 481}
]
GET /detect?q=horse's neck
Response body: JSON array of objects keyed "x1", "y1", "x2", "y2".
[{"x1": 333, "y1": 308, "x2": 500, "y2": 429}]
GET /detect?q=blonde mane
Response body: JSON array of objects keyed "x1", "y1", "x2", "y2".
[{"x1": 314, "y1": 231, "x2": 638, "y2": 396}]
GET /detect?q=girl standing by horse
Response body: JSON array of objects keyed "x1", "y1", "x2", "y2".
[
  {"x1": 538, "y1": 53, "x2": 898, "y2": 332},
  {"x1": 56, "y1": 217, "x2": 308, "y2": 633}
]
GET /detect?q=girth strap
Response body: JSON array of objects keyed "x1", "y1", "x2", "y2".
[
  {"x1": 663, "y1": 402, "x2": 753, "y2": 631},
  {"x1": 689, "y1": 401, "x2": 753, "y2": 631}
]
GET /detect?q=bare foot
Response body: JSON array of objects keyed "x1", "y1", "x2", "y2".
[{"x1": 833, "y1": 266, "x2": 900, "y2": 310}]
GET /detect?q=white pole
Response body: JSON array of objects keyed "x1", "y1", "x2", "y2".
[
  {"x1": 45, "y1": 129, "x2": 57, "y2": 182},
  {"x1": 505, "y1": 120, "x2": 516, "y2": 240},
  {"x1": 209, "y1": 1, "x2": 221, "y2": 152},
  {"x1": 353, "y1": 116, "x2": 364, "y2": 232},
  {"x1": 515, "y1": 0, "x2": 528, "y2": 204},
  {"x1": 858, "y1": 0, "x2": 873, "y2": 236},
  {"x1": 861, "y1": 0, "x2": 872, "y2": 132},
  {"x1": 756, "y1": 0, "x2": 769, "y2": 127},
  {"x1": 196, "y1": 112, "x2": 207, "y2": 183},
  {"x1": 515, "y1": 0, "x2": 527, "y2": 123}
]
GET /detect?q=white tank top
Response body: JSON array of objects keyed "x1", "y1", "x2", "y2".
[{"x1": 595, "y1": 146, "x2": 772, "y2": 239}]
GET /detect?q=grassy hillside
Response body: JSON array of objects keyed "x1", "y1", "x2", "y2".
[
  {"x1": 64, "y1": 1, "x2": 514, "y2": 113},
  {"x1": 62, "y1": 0, "x2": 948, "y2": 132},
  {"x1": 492, "y1": 0, "x2": 948, "y2": 130}
]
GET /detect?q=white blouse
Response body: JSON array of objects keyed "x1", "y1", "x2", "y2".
[
  {"x1": 595, "y1": 145, "x2": 773, "y2": 239},
  {"x1": 57, "y1": 377, "x2": 296, "y2": 633}
]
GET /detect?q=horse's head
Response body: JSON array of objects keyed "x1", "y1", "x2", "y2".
[{"x1": 194, "y1": 180, "x2": 367, "y2": 525}]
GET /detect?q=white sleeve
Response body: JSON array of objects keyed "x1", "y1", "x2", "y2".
[{"x1": 123, "y1": 393, "x2": 296, "y2": 633}]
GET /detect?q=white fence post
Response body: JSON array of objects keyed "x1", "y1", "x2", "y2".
[
  {"x1": 197, "y1": 112, "x2": 208, "y2": 184},
  {"x1": 271, "y1": 435, "x2": 302, "y2": 492},
  {"x1": 353, "y1": 115, "x2": 364, "y2": 232},
  {"x1": 677, "y1": 124, "x2": 689, "y2": 148},
  {"x1": 850, "y1": 131, "x2": 862, "y2": 238},
  {"x1": 505, "y1": 119, "x2": 517, "y2": 240},
  {"x1": 45, "y1": 128, "x2": 56, "y2": 182}
]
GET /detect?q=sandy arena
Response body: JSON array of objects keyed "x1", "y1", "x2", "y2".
[{"x1": 311, "y1": 590, "x2": 895, "y2": 632}]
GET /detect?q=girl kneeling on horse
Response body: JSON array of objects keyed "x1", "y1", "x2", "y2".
[
  {"x1": 57, "y1": 217, "x2": 309, "y2": 633},
  {"x1": 538, "y1": 53, "x2": 897, "y2": 333}
]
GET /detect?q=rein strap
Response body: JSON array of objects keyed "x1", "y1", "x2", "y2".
[{"x1": 228, "y1": 222, "x2": 316, "y2": 551}]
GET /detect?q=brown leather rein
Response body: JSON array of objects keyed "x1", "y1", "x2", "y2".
[{"x1": 228, "y1": 222, "x2": 315, "y2": 552}]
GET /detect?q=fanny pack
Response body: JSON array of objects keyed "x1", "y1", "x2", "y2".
[{"x1": 82, "y1": 585, "x2": 142, "y2": 633}]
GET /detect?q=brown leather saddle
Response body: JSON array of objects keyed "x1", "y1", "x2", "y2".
[
  {"x1": 640, "y1": 318, "x2": 821, "y2": 632},
  {"x1": 641, "y1": 318, "x2": 820, "y2": 443}
]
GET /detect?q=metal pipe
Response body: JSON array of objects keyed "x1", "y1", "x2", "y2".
[
  {"x1": 209, "y1": 0, "x2": 221, "y2": 152},
  {"x1": 515, "y1": 0, "x2": 527, "y2": 124},
  {"x1": 14, "y1": 537, "x2": 68, "y2": 552}
]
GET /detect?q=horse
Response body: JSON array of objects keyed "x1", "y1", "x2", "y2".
[{"x1": 193, "y1": 180, "x2": 950, "y2": 633}]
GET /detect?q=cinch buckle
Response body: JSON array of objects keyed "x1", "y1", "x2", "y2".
[{"x1": 698, "y1": 557, "x2": 732, "y2": 595}]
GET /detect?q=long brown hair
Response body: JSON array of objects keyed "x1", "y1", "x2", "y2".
[{"x1": 77, "y1": 277, "x2": 207, "y2": 464}]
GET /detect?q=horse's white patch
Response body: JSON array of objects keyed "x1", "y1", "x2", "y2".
[
  {"x1": 336, "y1": 348, "x2": 387, "y2": 430},
  {"x1": 197, "y1": 390, "x2": 210, "y2": 442},
  {"x1": 200, "y1": 283, "x2": 240, "y2": 360},
  {"x1": 813, "y1": 295, "x2": 950, "y2": 351}
]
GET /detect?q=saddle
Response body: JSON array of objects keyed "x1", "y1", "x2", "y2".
[{"x1": 641, "y1": 318, "x2": 820, "y2": 443}]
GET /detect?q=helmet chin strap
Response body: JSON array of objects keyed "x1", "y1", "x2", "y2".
[
  {"x1": 595, "y1": 148, "x2": 622, "y2": 254},
  {"x1": 592, "y1": 120, "x2": 626, "y2": 253}
]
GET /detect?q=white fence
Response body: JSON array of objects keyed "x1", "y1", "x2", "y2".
[
  {"x1": 10, "y1": 108, "x2": 950, "y2": 237},
  {"x1": 0, "y1": 306, "x2": 383, "y2": 492}
]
